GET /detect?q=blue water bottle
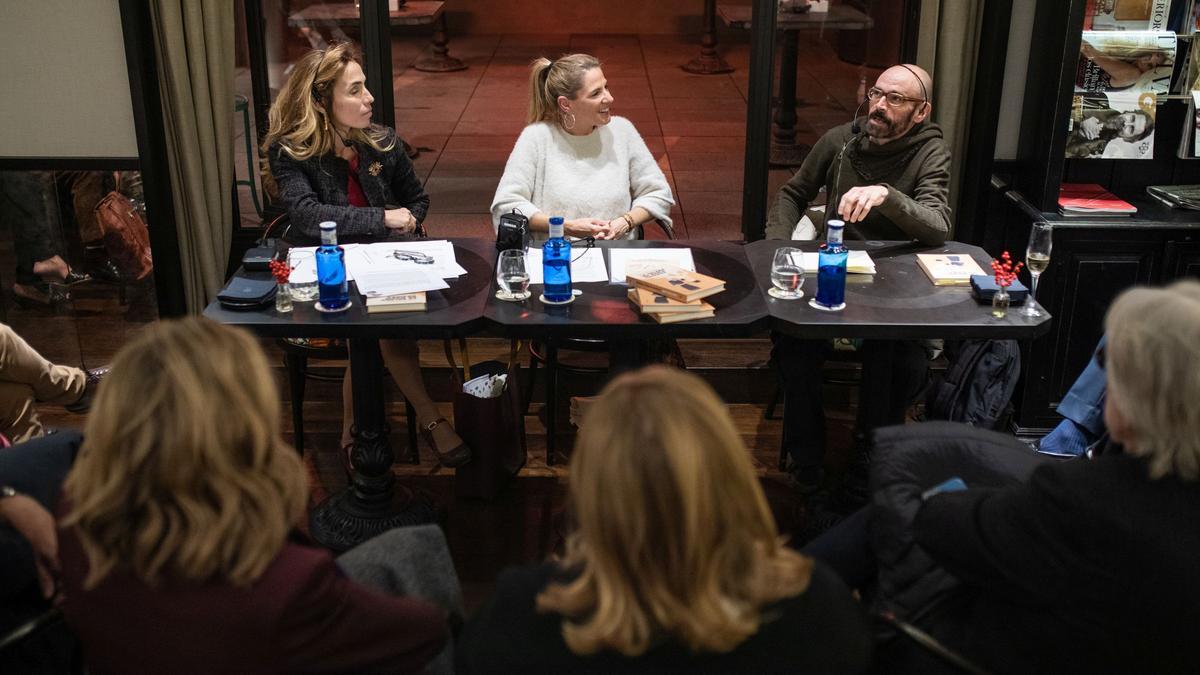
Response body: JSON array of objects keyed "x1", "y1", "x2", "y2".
[
  {"x1": 316, "y1": 221, "x2": 350, "y2": 310},
  {"x1": 542, "y1": 216, "x2": 572, "y2": 303},
  {"x1": 810, "y1": 219, "x2": 848, "y2": 312}
]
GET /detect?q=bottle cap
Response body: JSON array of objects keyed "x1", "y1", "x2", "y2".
[
  {"x1": 827, "y1": 219, "x2": 845, "y2": 229},
  {"x1": 319, "y1": 221, "x2": 336, "y2": 231}
]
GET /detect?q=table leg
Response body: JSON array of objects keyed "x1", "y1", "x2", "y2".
[
  {"x1": 414, "y1": 13, "x2": 467, "y2": 73},
  {"x1": 310, "y1": 338, "x2": 435, "y2": 552},
  {"x1": 544, "y1": 339, "x2": 558, "y2": 466},
  {"x1": 770, "y1": 29, "x2": 810, "y2": 167},
  {"x1": 683, "y1": 0, "x2": 734, "y2": 75}
]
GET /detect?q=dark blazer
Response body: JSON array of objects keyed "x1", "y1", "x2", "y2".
[
  {"x1": 913, "y1": 452, "x2": 1200, "y2": 674},
  {"x1": 456, "y1": 561, "x2": 872, "y2": 674},
  {"x1": 268, "y1": 126, "x2": 429, "y2": 244},
  {"x1": 59, "y1": 527, "x2": 448, "y2": 675}
]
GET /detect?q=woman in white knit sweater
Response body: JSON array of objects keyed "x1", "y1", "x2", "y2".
[{"x1": 491, "y1": 54, "x2": 674, "y2": 242}]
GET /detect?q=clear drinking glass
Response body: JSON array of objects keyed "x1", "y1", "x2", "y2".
[
  {"x1": 1023, "y1": 221, "x2": 1053, "y2": 318},
  {"x1": 769, "y1": 247, "x2": 805, "y2": 300},
  {"x1": 496, "y1": 249, "x2": 531, "y2": 301}
]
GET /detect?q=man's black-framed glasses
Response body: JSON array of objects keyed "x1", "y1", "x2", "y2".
[{"x1": 866, "y1": 87, "x2": 926, "y2": 107}]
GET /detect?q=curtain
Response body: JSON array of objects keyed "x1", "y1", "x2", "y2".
[
  {"x1": 917, "y1": 0, "x2": 986, "y2": 234},
  {"x1": 149, "y1": 0, "x2": 234, "y2": 313}
]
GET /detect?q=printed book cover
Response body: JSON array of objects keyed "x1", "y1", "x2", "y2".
[
  {"x1": 627, "y1": 267, "x2": 725, "y2": 303},
  {"x1": 1076, "y1": 30, "x2": 1176, "y2": 95},
  {"x1": 1066, "y1": 91, "x2": 1157, "y2": 159},
  {"x1": 916, "y1": 253, "x2": 986, "y2": 286}
]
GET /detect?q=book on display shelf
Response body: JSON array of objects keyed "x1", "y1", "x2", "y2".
[
  {"x1": 1065, "y1": 92, "x2": 1157, "y2": 159},
  {"x1": 1076, "y1": 30, "x2": 1176, "y2": 95},
  {"x1": 364, "y1": 291, "x2": 426, "y2": 313},
  {"x1": 1058, "y1": 183, "x2": 1139, "y2": 215},
  {"x1": 1146, "y1": 183, "x2": 1200, "y2": 207},
  {"x1": 916, "y1": 254, "x2": 987, "y2": 286},
  {"x1": 1083, "y1": 0, "x2": 1173, "y2": 32}
]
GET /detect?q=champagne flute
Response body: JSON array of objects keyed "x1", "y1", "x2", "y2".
[
  {"x1": 1023, "y1": 221, "x2": 1052, "y2": 318},
  {"x1": 496, "y1": 249, "x2": 531, "y2": 301},
  {"x1": 768, "y1": 247, "x2": 805, "y2": 300}
]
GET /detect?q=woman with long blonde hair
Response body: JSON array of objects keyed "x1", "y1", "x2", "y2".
[
  {"x1": 490, "y1": 53, "x2": 674, "y2": 241},
  {"x1": 57, "y1": 318, "x2": 449, "y2": 674},
  {"x1": 457, "y1": 366, "x2": 872, "y2": 673},
  {"x1": 264, "y1": 42, "x2": 470, "y2": 468}
]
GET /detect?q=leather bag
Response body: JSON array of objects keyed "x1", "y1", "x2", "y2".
[
  {"x1": 94, "y1": 191, "x2": 153, "y2": 281},
  {"x1": 446, "y1": 338, "x2": 526, "y2": 499}
]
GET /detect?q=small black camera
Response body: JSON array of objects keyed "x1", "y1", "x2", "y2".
[{"x1": 496, "y1": 210, "x2": 529, "y2": 251}]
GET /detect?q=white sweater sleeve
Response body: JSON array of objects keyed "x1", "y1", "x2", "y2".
[
  {"x1": 622, "y1": 119, "x2": 675, "y2": 231},
  {"x1": 490, "y1": 125, "x2": 544, "y2": 232}
]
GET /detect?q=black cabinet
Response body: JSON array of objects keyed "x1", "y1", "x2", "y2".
[{"x1": 1011, "y1": 215, "x2": 1200, "y2": 436}]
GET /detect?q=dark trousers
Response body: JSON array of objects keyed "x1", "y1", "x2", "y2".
[
  {"x1": 771, "y1": 334, "x2": 928, "y2": 468},
  {"x1": 802, "y1": 505, "x2": 875, "y2": 590}
]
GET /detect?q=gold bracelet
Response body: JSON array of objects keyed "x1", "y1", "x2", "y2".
[{"x1": 621, "y1": 213, "x2": 636, "y2": 235}]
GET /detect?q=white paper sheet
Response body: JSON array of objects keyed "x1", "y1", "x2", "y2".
[
  {"x1": 791, "y1": 250, "x2": 877, "y2": 275},
  {"x1": 351, "y1": 240, "x2": 466, "y2": 279},
  {"x1": 354, "y1": 268, "x2": 449, "y2": 297},
  {"x1": 607, "y1": 248, "x2": 696, "y2": 284},
  {"x1": 525, "y1": 247, "x2": 609, "y2": 285},
  {"x1": 287, "y1": 244, "x2": 365, "y2": 283}
]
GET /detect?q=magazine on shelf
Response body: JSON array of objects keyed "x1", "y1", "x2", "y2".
[
  {"x1": 1083, "y1": 0, "x2": 1173, "y2": 31},
  {"x1": 1058, "y1": 183, "x2": 1139, "y2": 215},
  {"x1": 1076, "y1": 31, "x2": 1176, "y2": 94},
  {"x1": 1177, "y1": 90, "x2": 1200, "y2": 157},
  {"x1": 1065, "y1": 91, "x2": 1157, "y2": 159}
]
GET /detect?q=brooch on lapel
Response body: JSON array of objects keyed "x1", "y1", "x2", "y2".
[{"x1": 368, "y1": 161, "x2": 383, "y2": 176}]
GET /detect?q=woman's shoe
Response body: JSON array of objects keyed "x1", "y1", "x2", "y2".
[
  {"x1": 10, "y1": 282, "x2": 68, "y2": 308},
  {"x1": 420, "y1": 417, "x2": 471, "y2": 468}
]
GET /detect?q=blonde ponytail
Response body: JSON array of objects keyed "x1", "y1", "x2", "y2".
[{"x1": 525, "y1": 53, "x2": 602, "y2": 126}]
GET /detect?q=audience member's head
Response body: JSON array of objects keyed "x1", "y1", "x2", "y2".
[
  {"x1": 526, "y1": 53, "x2": 606, "y2": 129},
  {"x1": 63, "y1": 318, "x2": 307, "y2": 589},
  {"x1": 262, "y1": 41, "x2": 393, "y2": 163},
  {"x1": 1103, "y1": 279, "x2": 1200, "y2": 479},
  {"x1": 537, "y1": 366, "x2": 812, "y2": 657}
]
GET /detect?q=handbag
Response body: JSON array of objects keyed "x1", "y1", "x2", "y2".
[
  {"x1": 94, "y1": 190, "x2": 153, "y2": 281},
  {"x1": 445, "y1": 338, "x2": 526, "y2": 499}
]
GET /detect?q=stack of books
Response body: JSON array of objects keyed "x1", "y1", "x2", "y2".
[
  {"x1": 1058, "y1": 183, "x2": 1137, "y2": 217},
  {"x1": 1146, "y1": 184, "x2": 1200, "y2": 210},
  {"x1": 626, "y1": 268, "x2": 724, "y2": 323},
  {"x1": 364, "y1": 291, "x2": 426, "y2": 314}
]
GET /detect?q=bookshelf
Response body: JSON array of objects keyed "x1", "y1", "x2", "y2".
[{"x1": 981, "y1": 0, "x2": 1200, "y2": 436}]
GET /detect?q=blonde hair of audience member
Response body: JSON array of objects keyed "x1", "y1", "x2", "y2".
[
  {"x1": 261, "y1": 42, "x2": 394, "y2": 163},
  {"x1": 62, "y1": 318, "x2": 308, "y2": 590},
  {"x1": 537, "y1": 366, "x2": 813, "y2": 657},
  {"x1": 527, "y1": 53, "x2": 602, "y2": 126},
  {"x1": 1103, "y1": 279, "x2": 1200, "y2": 480}
]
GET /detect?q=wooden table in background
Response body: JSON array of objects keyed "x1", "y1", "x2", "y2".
[
  {"x1": 719, "y1": 4, "x2": 874, "y2": 166},
  {"x1": 289, "y1": 1, "x2": 467, "y2": 72}
]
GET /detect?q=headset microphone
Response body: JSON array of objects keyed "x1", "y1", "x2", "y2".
[{"x1": 849, "y1": 97, "x2": 868, "y2": 135}]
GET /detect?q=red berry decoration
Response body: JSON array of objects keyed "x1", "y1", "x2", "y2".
[
  {"x1": 268, "y1": 258, "x2": 292, "y2": 284},
  {"x1": 990, "y1": 251, "x2": 1023, "y2": 288}
]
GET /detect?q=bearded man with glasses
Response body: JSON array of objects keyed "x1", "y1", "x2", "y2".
[{"x1": 765, "y1": 64, "x2": 953, "y2": 505}]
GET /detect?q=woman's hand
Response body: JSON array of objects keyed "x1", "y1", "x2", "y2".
[
  {"x1": 595, "y1": 217, "x2": 632, "y2": 240},
  {"x1": 564, "y1": 218, "x2": 608, "y2": 238},
  {"x1": 0, "y1": 494, "x2": 60, "y2": 599},
  {"x1": 384, "y1": 207, "x2": 417, "y2": 235}
]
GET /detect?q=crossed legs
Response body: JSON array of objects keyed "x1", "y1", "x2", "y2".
[{"x1": 0, "y1": 325, "x2": 85, "y2": 442}]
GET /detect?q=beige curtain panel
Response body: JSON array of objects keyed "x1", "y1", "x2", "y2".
[
  {"x1": 150, "y1": 0, "x2": 234, "y2": 313},
  {"x1": 917, "y1": 0, "x2": 985, "y2": 234}
]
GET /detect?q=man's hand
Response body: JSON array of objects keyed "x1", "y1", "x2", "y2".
[
  {"x1": 0, "y1": 494, "x2": 60, "y2": 599},
  {"x1": 383, "y1": 207, "x2": 417, "y2": 234},
  {"x1": 564, "y1": 218, "x2": 608, "y2": 238},
  {"x1": 1079, "y1": 116, "x2": 1102, "y2": 140},
  {"x1": 838, "y1": 185, "x2": 889, "y2": 224}
]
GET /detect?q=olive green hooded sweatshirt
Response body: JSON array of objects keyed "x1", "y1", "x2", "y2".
[{"x1": 764, "y1": 119, "x2": 952, "y2": 244}]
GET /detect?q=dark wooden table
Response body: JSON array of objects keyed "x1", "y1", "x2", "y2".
[
  {"x1": 745, "y1": 239, "x2": 1054, "y2": 339},
  {"x1": 203, "y1": 239, "x2": 494, "y2": 551},
  {"x1": 288, "y1": 1, "x2": 466, "y2": 72},
  {"x1": 719, "y1": 4, "x2": 874, "y2": 166}
]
